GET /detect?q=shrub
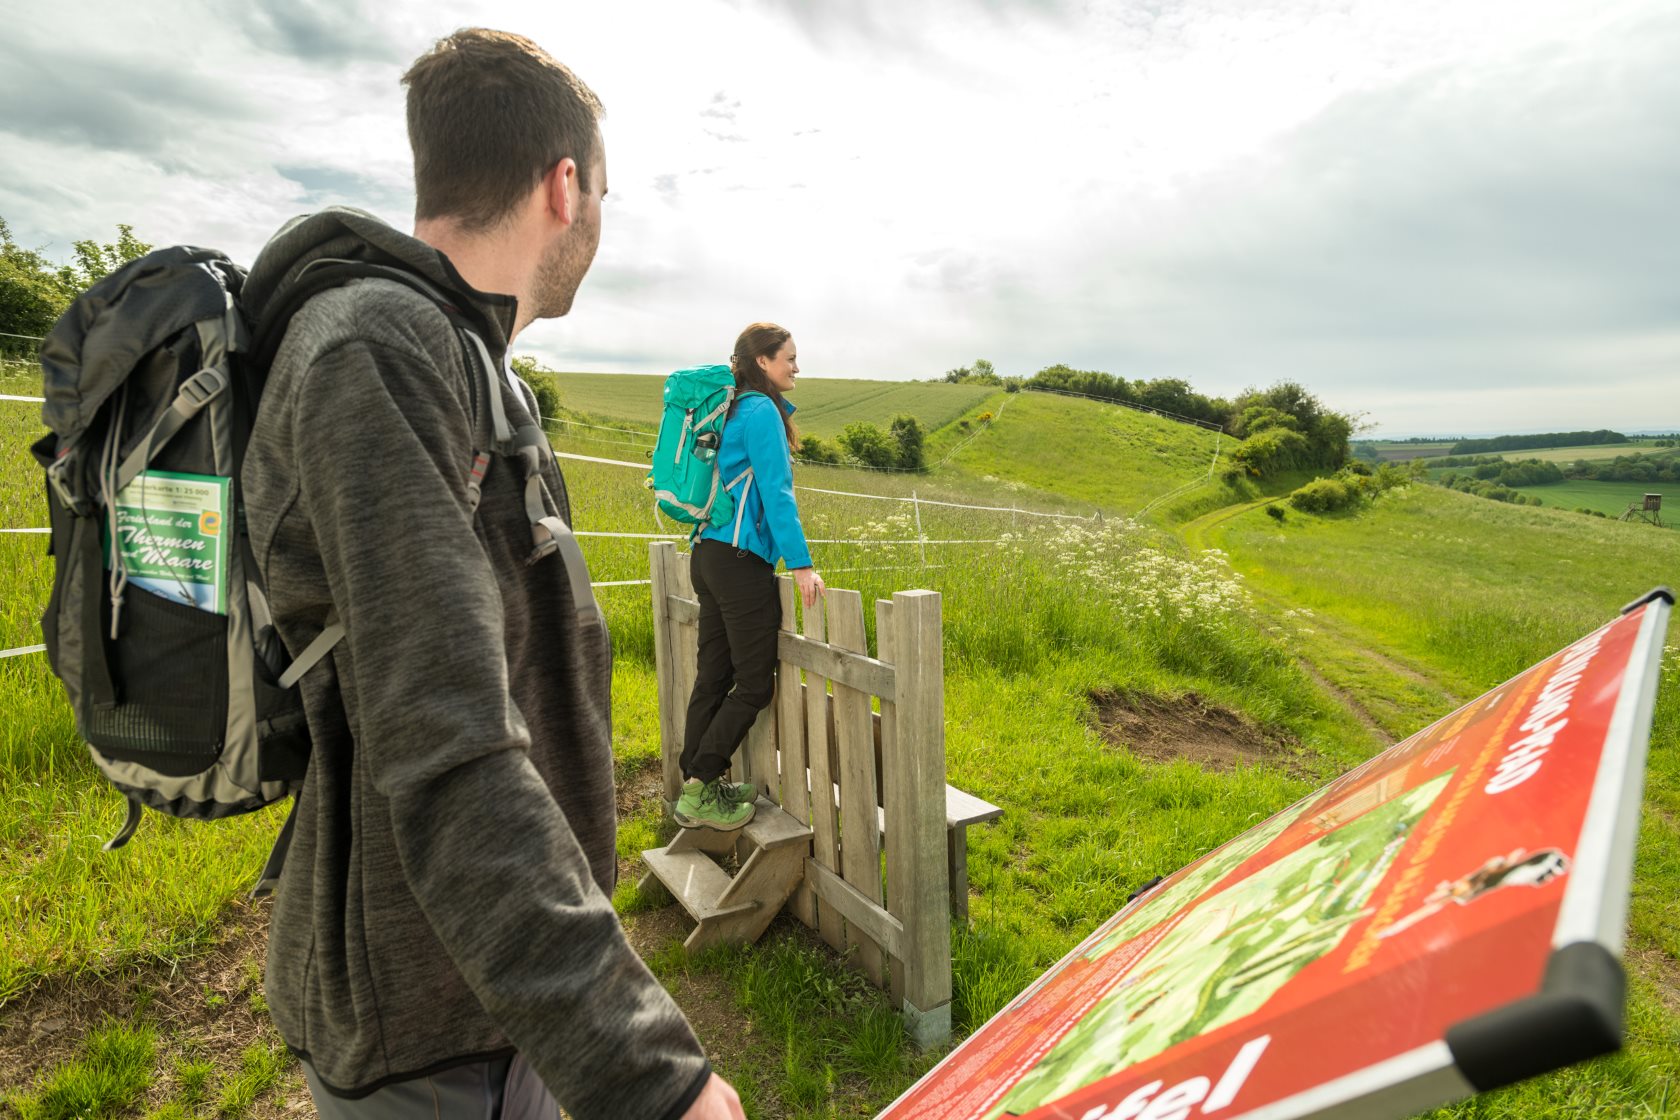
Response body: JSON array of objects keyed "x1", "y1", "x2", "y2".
[
  {"x1": 978, "y1": 411, "x2": 994, "y2": 424},
  {"x1": 888, "y1": 413, "x2": 925, "y2": 470},
  {"x1": 1288, "y1": 478, "x2": 1353, "y2": 513},
  {"x1": 797, "y1": 435, "x2": 841, "y2": 465},
  {"x1": 511, "y1": 357, "x2": 562, "y2": 422},
  {"x1": 1228, "y1": 426, "x2": 1310, "y2": 479},
  {"x1": 1265, "y1": 505, "x2": 1286, "y2": 523},
  {"x1": 838, "y1": 421, "x2": 898, "y2": 469}
]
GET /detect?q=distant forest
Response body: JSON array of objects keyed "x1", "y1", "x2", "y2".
[{"x1": 1450, "y1": 430, "x2": 1628, "y2": 455}]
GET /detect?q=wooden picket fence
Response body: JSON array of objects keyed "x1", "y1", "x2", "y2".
[{"x1": 645, "y1": 541, "x2": 956, "y2": 1045}]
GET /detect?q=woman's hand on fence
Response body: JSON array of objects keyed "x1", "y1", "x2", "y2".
[
  {"x1": 683, "y1": 1073, "x2": 747, "y2": 1120},
  {"x1": 793, "y1": 566, "x2": 826, "y2": 608}
]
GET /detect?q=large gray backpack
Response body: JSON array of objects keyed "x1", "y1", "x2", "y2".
[{"x1": 31, "y1": 247, "x2": 598, "y2": 894}]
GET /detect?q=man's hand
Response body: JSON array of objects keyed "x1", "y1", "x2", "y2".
[
  {"x1": 792, "y1": 566, "x2": 826, "y2": 609},
  {"x1": 682, "y1": 1073, "x2": 746, "y2": 1120}
]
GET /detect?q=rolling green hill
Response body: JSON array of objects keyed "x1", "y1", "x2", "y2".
[
  {"x1": 547, "y1": 371, "x2": 994, "y2": 440},
  {"x1": 940, "y1": 390, "x2": 1226, "y2": 516}
]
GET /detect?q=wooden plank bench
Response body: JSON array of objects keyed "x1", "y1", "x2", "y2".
[
  {"x1": 795, "y1": 681, "x2": 1005, "y2": 923},
  {"x1": 875, "y1": 783, "x2": 1002, "y2": 922}
]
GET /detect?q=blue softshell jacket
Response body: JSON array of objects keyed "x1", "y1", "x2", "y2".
[{"x1": 698, "y1": 393, "x2": 813, "y2": 569}]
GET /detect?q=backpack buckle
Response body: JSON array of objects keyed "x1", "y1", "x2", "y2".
[
  {"x1": 46, "y1": 449, "x2": 91, "y2": 516},
  {"x1": 178, "y1": 367, "x2": 227, "y2": 410}
]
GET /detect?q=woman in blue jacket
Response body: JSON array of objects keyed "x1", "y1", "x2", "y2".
[{"x1": 676, "y1": 322, "x2": 825, "y2": 831}]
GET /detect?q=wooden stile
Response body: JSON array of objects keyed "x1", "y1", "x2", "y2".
[
  {"x1": 644, "y1": 542, "x2": 965, "y2": 1047},
  {"x1": 828, "y1": 588, "x2": 886, "y2": 986}
]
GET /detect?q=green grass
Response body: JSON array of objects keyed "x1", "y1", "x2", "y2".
[
  {"x1": 939, "y1": 390, "x2": 1225, "y2": 517},
  {"x1": 545, "y1": 371, "x2": 995, "y2": 440},
  {"x1": 4, "y1": 363, "x2": 1679, "y2": 1118},
  {"x1": 213, "y1": 1042, "x2": 286, "y2": 1119},
  {"x1": 5, "y1": 1021, "x2": 155, "y2": 1120}
]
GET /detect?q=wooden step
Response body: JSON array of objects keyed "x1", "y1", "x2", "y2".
[
  {"x1": 668, "y1": 797, "x2": 813, "y2": 856},
  {"x1": 688, "y1": 842, "x2": 809, "y2": 954},
  {"x1": 641, "y1": 847, "x2": 756, "y2": 922}
]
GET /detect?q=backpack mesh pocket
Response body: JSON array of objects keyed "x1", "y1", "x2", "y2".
[{"x1": 83, "y1": 586, "x2": 229, "y2": 775}]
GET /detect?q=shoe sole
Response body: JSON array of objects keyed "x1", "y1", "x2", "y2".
[{"x1": 674, "y1": 806, "x2": 757, "y2": 832}]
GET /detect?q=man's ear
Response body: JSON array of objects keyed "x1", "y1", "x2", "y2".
[{"x1": 545, "y1": 157, "x2": 581, "y2": 228}]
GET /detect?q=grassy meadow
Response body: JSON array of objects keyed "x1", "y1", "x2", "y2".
[
  {"x1": 4, "y1": 363, "x2": 1678, "y2": 1119},
  {"x1": 1513, "y1": 479, "x2": 1673, "y2": 522}
]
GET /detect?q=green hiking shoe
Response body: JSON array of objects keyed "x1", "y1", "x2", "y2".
[{"x1": 674, "y1": 778, "x2": 757, "y2": 831}]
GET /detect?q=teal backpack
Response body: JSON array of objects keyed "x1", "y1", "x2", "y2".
[{"x1": 647, "y1": 364, "x2": 758, "y2": 532}]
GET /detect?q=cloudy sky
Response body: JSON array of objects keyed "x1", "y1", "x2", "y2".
[{"x1": 3, "y1": 0, "x2": 1675, "y2": 436}]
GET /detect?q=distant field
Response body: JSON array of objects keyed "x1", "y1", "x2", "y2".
[
  {"x1": 1378, "y1": 440, "x2": 1670, "y2": 464},
  {"x1": 1369, "y1": 443, "x2": 1455, "y2": 461},
  {"x1": 1515, "y1": 479, "x2": 1674, "y2": 524},
  {"x1": 547, "y1": 371, "x2": 994, "y2": 439},
  {"x1": 1429, "y1": 442, "x2": 1667, "y2": 465}
]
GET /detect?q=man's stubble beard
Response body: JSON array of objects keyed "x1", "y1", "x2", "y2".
[{"x1": 531, "y1": 207, "x2": 601, "y2": 321}]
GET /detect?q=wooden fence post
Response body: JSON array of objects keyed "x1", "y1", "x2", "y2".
[
  {"x1": 888, "y1": 589, "x2": 952, "y2": 1047},
  {"x1": 829, "y1": 589, "x2": 886, "y2": 986},
  {"x1": 803, "y1": 593, "x2": 845, "y2": 952},
  {"x1": 649, "y1": 542, "x2": 683, "y2": 806},
  {"x1": 778, "y1": 576, "x2": 816, "y2": 926},
  {"x1": 876, "y1": 598, "x2": 908, "y2": 1008}
]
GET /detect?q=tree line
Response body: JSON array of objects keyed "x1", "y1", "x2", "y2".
[
  {"x1": 1449, "y1": 430, "x2": 1628, "y2": 455},
  {"x1": 1437, "y1": 449, "x2": 1679, "y2": 489}
]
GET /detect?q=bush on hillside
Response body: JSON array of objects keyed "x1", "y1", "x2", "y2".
[
  {"x1": 838, "y1": 421, "x2": 898, "y2": 469},
  {"x1": 1265, "y1": 504, "x2": 1286, "y2": 523},
  {"x1": 1288, "y1": 478, "x2": 1353, "y2": 513},
  {"x1": 1227, "y1": 426, "x2": 1310, "y2": 480},
  {"x1": 889, "y1": 414, "x2": 925, "y2": 470},
  {"x1": 797, "y1": 435, "x2": 842, "y2": 465}
]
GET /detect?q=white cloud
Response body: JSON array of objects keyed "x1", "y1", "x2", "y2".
[{"x1": 3, "y1": 0, "x2": 1674, "y2": 435}]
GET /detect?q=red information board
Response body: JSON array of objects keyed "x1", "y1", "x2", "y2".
[{"x1": 880, "y1": 589, "x2": 1672, "y2": 1120}]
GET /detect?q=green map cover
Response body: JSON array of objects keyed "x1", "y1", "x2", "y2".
[{"x1": 105, "y1": 470, "x2": 231, "y2": 614}]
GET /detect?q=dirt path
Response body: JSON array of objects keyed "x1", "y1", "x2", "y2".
[{"x1": 1177, "y1": 496, "x2": 1462, "y2": 743}]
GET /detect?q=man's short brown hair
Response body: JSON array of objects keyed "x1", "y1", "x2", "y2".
[{"x1": 402, "y1": 29, "x2": 604, "y2": 232}]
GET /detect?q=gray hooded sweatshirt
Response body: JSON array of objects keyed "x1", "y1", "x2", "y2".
[{"x1": 241, "y1": 208, "x2": 708, "y2": 1117}]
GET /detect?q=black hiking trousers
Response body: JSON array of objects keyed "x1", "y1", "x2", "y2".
[{"x1": 681, "y1": 539, "x2": 781, "y2": 784}]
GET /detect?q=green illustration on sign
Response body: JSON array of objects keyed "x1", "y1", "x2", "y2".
[{"x1": 995, "y1": 772, "x2": 1452, "y2": 1118}]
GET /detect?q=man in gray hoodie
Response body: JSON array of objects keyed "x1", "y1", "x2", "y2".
[{"x1": 241, "y1": 29, "x2": 742, "y2": 1120}]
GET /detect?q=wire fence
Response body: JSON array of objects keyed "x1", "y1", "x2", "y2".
[{"x1": 0, "y1": 358, "x2": 1229, "y2": 666}]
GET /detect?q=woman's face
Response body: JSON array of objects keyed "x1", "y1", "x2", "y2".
[{"x1": 758, "y1": 339, "x2": 799, "y2": 393}]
